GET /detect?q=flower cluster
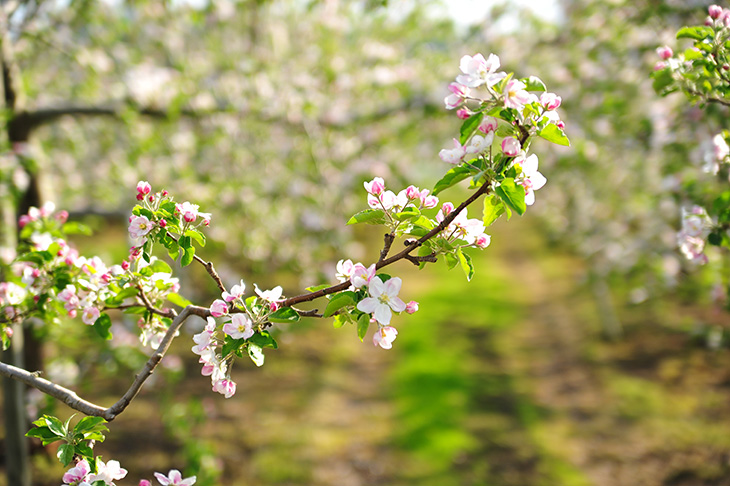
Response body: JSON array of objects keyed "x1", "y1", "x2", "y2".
[
  {"x1": 192, "y1": 279, "x2": 285, "y2": 397},
  {"x1": 62, "y1": 458, "x2": 127, "y2": 486}
]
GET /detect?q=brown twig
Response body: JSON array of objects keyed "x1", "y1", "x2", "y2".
[
  {"x1": 0, "y1": 305, "x2": 210, "y2": 421},
  {"x1": 165, "y1": 231, "x2": 226, "y2": 293},
  {"x1": 378, "y1": 233, "x2": 395, "y2": 263}
]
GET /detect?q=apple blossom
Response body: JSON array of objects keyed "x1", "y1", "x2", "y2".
[
  {"x1": 514, "y1": 153, "x2": 547, "y2": 205},
  {"x1": 223, "y1": 313, "x2": 254, "y2": 340},
  {"x1": 154, "y1": 470, "x2": 197, "y2": 486},
  {"x1": 356, "y1": 276, "x2": 406, "y2": 326},
  {"x1": 88, "y1": 459, "x2": 127, "y2": 485},
  {"x1": 456, "y1": 108, "x2": 470, "y2": 120},
  {"x1": 137, "y1": 180, "x2": 152, "y2": 195},
  {"x1": 336, "y1": 259, "x2": 356, "y2": 282},
  {"x1": 540, "y1": 92, "x2": 562, "y2": 110},
  {"x1": 444, "y1": 82, "x2": 469, "y2": 109},
  {"x1": 373, "y1": 324, "x2": 398, "y2": 349},
  {"x1": 504, "y1": 79, "x2": 535, "y2": 110},
  {"x1": 192, "y1": 317, "x2": 216, "y2": 355},
  {"x1": 222, "y1": 280, "x2": 246, "y2": 302},
  {"x1": 254, "y1": 284, "x2": 284, "y2": 304},
  {"x1": 209, "y1": 299, "x2": 229, "y2": 317},
  {"x1": 128, "y1": 215, "x2": 154, "y2": 241},
  {"x1": 466, "y1": 133, "x2": 494, "y2": 155},
  {"x1": 63, "y1": 459, "x2": 91, "y2": 484},
  {"x1": 501, "y1": 137, "x2": 521, "y2": 157},
  {"x1": 656, "y1": 45, "x2": 673, "y2": 60},
  {"x1": 350, "y1": 263, "x2": 375, "y2": 288},
  {"x1": 475, "y1": 233, "x2": 491, "y2": 249},
  {"x1": 363, "y1": 177, "x2": 385, "y2": 195},
  {"x1": 437, "y1": 208, "x2": 485, "y2": 245},
  {"x1": 479, "y1": 116, "x2": 499, "y2": 134},
  {"x1": 81, "y1": 306, "x2": 100, "y2": 325},
  {"x1": 709, "y1": 5, "x2": 723, "y2": 18},
  {"x1": 212, "y1": 378, "x2": 236, "y2": 398},
  {"x1": 439, "y1": 138, "x2": 466, "y2": 164},
  {"x1": 405, "y1": 301, "x2": 419, "y2": 314},
  {"x1": 456, "y1": 53, "x2": 506, "y2": 88}
]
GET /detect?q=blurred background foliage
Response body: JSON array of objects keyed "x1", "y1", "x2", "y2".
[{"x1": 2, "y1": 0, "x2": 730, "y2": 485}]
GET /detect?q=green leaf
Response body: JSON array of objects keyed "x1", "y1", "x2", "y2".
[
  {"x1": 483, "y1": 194, "x2": 507, "y2": 227},
  {"x1": 166, "y1": 292, "x2": 192, "y2": 308},
  {"x1": 333, "y1": 314, "x2": 349, "y2": 328},
  {"x1": 456, "y1": 248, "x2": 475, "y2": 282},
  {"x1": 683, "y1": 47, "x2": 704, "y2": 60},
  {"x1": 444, "y1": 252, "x2": 459, "y2": 270},
  {"x1": 522, "y1": 75, "x2": 546, "y2": 92},
  {"x1": 148, "y1": 259, "x2": 172, "y2": 274},
  {"x1": 651, "y1": 67, "x2": 675, "y2": 93},
  {"x1": 179, "y1": 235, "x2": 192, "y2": 249},
  {"x1": 44, "y1": 415, "x2": 66, "y2": 437},
  {"x1": 268, "y1": 307, "x2": 300, "y2": 323},
  {"x1": 75, "y1": 443, "x2": 94, "y2": 459},
  {"x1": 538, "y1": 124, "x2": 570, "y2": 146},
  {"x1": 249, "y1": 330, "x2": 278, "y2": 349},
  {"x1": 676, "y1": 25, "x2": 712, "y2": 41},
  {"x1": 105, "y1": 286, "x2": 139, "y2": 306},
  {"x1": 495, "y1": 178, "x2": 526, "y2": 216},
  {"x1": 57, "y1": 444, "x2": 75, "y2": 467},
  {"x1": 324, "y1": 291, "x2": 357, "y2": 318},
  {"x1": 181, "y1": 246, "x2": 195, "y2": 267},
  {"x1": 248, "y1": 343, "x2": 265, "y2": 367},
  {"x1": 433, "y1": 165, "x2": 472, "y2": 195},
  {"x1": 459, "y1": 111, "x2": 484, "y2": 145},
  {"x1": 25, "y1": 426, "x2": 61, "y2": 441},
  {"x1": 394, "y1": 206, "x2": 420, "y2": 221},
  {"x1": 306, "y1": 283, "x2": 330, "y2": 292},
  {"x1": 346, "y1": 209, "x2": 386, "y2": 225},
  {"x1": 222, "y1": 337, "x2": 245, "y2": 359},
  {"x1": 357, "y1": 313, "x2": 370, "y2": 342},
  {"x1": 93, "y1": 313, "x2": 113, "y2": 340},
  {"x1": 61, "y1": 222, "x2": 92, "y2": 236},
  {"x1": 185, "y1": 228, "x2": 206, "y2": 247},
  {"x1": 74, "y1": 416, "x2": 107, "y2": 436}
]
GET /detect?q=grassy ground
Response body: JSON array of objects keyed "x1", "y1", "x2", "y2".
[{"x1": 6, "y1": 215, "x2": 730, "y2": 485}]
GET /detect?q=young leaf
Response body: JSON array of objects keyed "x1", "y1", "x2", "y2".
[
  {"x1": 268, "y1": 307, "x2": 300, "y2": 323},
  {"x1": 306, "y1": 283, "x2": 331, "y2": 292},
  {"x1": 537, "y1": 124, "x2": 570, "y2": 146},
  {"x1": 459, "y1": 112, "x2": 484, "y2": 145},
  {"x1": 93, "y1": 313, "x2": 113, "y2": 340},
  {"x1": 495, "y1": 178, "x2": 527, "y2": 216},
  {"x1": 324, "y1": 291, "x2": 357, "y2": 318},
  {"x1": 346, "y1": 209, "x2": 386, "y2": 225},
  {"x1": 25, "y1": 427, "x2": 61, "y2": 441},
  {"x1": 248, "y1": 343, "x2": 265, "y2": 367},
  {"x1": 57, "y1": 444, "x2": 75, "y2": 467},
  {"x1": 357, "y1": 313, "x2": 370, "y2": 342},
  {"x1": 456, "y1": 248, "x2": 475, "y2": 282},
  {"x1": 167, "y1": 292, "x2": 193, "y2": 308},
  {"x1": 433, "y1": 165, "x2": 472, "y2": 195},
  {"x1": 522, "y1": 75, "x2": 546, "y2": 92},
  {"x1": 185, "y1": 228, "x2": 206, "y2": 247},
  {"x1": 44, "y1": 415, "x2": 66, "y2": 437},
  {"x1": 181, "y1": 246, "x2": 195, "y2": 267},
  {"x1": 394, "y1": 206, "x2": 420, "y2": 222},
  {"x1": 333, "y1": 314, "x2": 350, "y2": 328},
  {"x1": 74, "y1": 416, "x2": 107, "y2": 436},
  {"x1": 483, "y1": 194, "x2": 506, "y2": 227},
  {"x1": 676, "y1": 25, "x2": 712, "y2": 41},
  {"x1": 249, "y1": 330, "x2": 279, "y2": 349}
]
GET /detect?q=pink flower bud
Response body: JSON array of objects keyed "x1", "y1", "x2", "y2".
[
  {"x1": 210, "y1": 299, "x2": 229, "y2": 317},
  {"x1": 540, "y1": 92, "x2": 562, "y2": 110},
  {"x1": 136, "y1": 193, "x2": 145, "y2": 201},
  {"x1": 364, "y1": 177, "x2": 385, "y2": 196},
  {"x1": 270, "y1": 301, "x2": 279, "y2": 311},
  {"x1": 18, "y1": 215, "x2": 31, "y2": 228},
  {"x1": 656, "y1": 45, "x2": 673, "y2": 60},
  {"x1": 203, "y1": 218, "x2": 210, "y2": 227},
  {"x1": 3, "y1": 327, "x2": 13, "y2": 338},
  {"x1": 653, "y1": 61, "x2": 667, "y2": 71},
  {"x1": 423, "y1": 195, "x2": 439, "y2": 209},
  {"x1": 68, "y1": 309, "x2": 77, "y2": 318},
  {"x1": 456, "y1": 108, "x2": 470, "y2": 120},
  {"x1": 705, "y1": 16, "x2": 714, "y2": 26},
  {"x1": 139, "y1": 481, "x2": 152, "y2": 486},
  {"x1": 501, "y1": 137, "x2": 521, "y2": 157},
  {"x1": 556, "y1": 120, "x2": 566, "y2": 130},
  {"x1": 136, "y1": 181, "x2": 152, "y2": 195},
  {"x1": 55, "y1": 210, "x2": 69, "y2": 224},
  {"x1": 159, "y1": 219, "x2": 167, "y2": 228},
  {"x1": 121, "y1": 260, "x2": 130, "y2": 271},
  {"x1": 183, "y1": 211, "x2": 196, "y2": 223},
  {"x1": 709, "y1": 5, "x2": 723, "y2": 18},
  {"x1": 148, "y1": 195, "x2": 155, "y2": 203},
  {"x1": 405, "y1": 301, "x2": 419, "y2": 314},
  {"x1": 405, "y1": 185, "x2": 420, "y2": 199},
  {"x1": 441, "y1": 202, "x2": 455, "y2": 216},
  {"x1": 162, "y1": 190, "x2": 169, "y2": 197},
  {"x1": 479, "y1": 117, "x2": 499, "y2": 134},
  {"x1": 475, "y1": 233, "x2": 491, "y2": 249}
]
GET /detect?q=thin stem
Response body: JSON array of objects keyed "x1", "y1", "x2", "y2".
[{"x1": 165, "y1": 231, "x2": 226, "y2": 293}]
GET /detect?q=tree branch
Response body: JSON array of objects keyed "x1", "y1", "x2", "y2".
[{"x1": 0, "y1": 305, "x2": 210, "y2": 421}]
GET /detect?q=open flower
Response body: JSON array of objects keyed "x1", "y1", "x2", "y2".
[
  {"x1": 456, "y1": 53, "x2": 506, "y2": 88},
  {"x1": 223, "y1": 313, "x2": 254, "y2": 340},
  {"x1": 439, "y1": 138, "x2": 466, "y2": 165},
  {"x1": 128, "y1": 216, "x2": 153, "y2": 241},
  {"x1": 254, "y1": 284, "x2": 283, "y2": 302},
  {"x1": 154, "y1": 469, "x2": 197, "y2": 486},
  {"x1": 356, "y1": 276, "x2": 406, "y2": 326},
  {"x1": 514, "y1": 153, "x2": 547, "y2": 205},
  {"x1": 209, "y1": 299, "x2": 229, "y2": 317},
  {"x1": 222, "y1": 280, "x2": 246, "y2": 302},
  {"x1": 373, "y1": 324, "x2": 398, "y2": 349}
]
